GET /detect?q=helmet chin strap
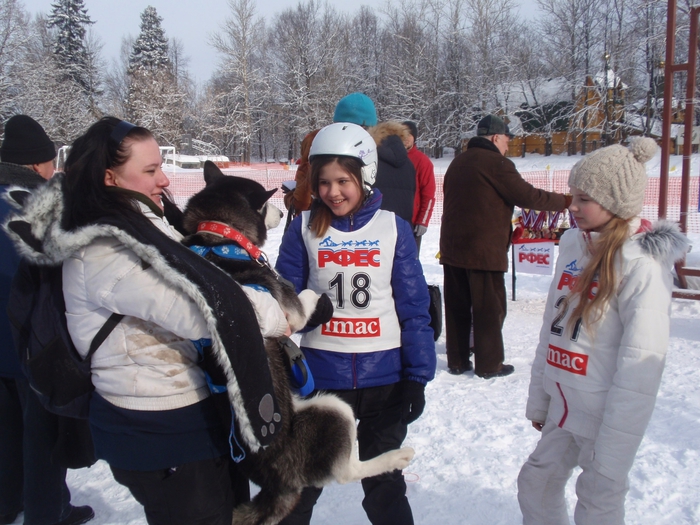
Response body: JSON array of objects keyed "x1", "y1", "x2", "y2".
[{"x1": 362, "y1": 186, "x2": 374, "y2": 205}]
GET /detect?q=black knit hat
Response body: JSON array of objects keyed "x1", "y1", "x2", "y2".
[
  {"x1": 403, "y1": 121, "x2": 418, "y2": 141},
  {"x1": 1, "y1": 115, "x2": 56, "y2": 165}
]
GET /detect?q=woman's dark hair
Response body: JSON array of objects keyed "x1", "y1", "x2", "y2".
[
  {"x1": 62, "y1": 116, "x2": 155, "y2": 230},
  {"x1": 308, "y1": 155, "x2": 364, "y2": 237}
]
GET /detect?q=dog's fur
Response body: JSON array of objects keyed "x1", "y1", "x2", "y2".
[{"x1": 181, "y1": 161, "x2": 414, "y2": 525}]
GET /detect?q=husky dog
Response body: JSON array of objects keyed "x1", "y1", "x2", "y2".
[{"x1": 181, "y1": 161, "x2": 415, "y2": 525}]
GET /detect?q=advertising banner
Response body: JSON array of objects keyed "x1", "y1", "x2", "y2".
[{"x1": 513, "y1": 240, "x2": 555, "y2": 275}]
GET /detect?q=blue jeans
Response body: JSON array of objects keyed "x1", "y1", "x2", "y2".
[{"x1": 0, "y1": 377, "x2": 72, "y2": 525}]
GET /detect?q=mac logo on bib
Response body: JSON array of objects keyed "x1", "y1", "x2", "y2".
[
  {"x1": 547, "y1": 344, "x2": 588, "y2": 375},
  {"x1": 321, "y1": 317, "x2": 381, "y2": 338}
]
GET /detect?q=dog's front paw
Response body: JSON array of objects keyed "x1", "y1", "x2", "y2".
[
  {"x1": 388, "y1": 447, "x2": 415, "y2": 470},
  {"x1": 306, "y1": 293, "x2": 333, "y2": 329}
]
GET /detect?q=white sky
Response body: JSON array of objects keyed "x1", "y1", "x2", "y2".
[{"x1": 20, "y1": 0, "x2": 540, "y2": 83}]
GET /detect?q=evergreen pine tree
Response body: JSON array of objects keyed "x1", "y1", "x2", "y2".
[
  {"x1": 128, "y1": 6, "x2": 170, "y2": 73},
  {"x1": 47, "y1": 0, "x2": 94, "y2": 90},
  {"x1": 126, "y1": 5, "x2": 184, "y2": 146}
]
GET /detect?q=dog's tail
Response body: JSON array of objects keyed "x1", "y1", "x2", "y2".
[{"x1": 232, "y1": 489, "x2": 301, "y2": 525}]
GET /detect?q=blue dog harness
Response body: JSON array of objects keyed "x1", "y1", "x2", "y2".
[
  {"x1": 189, "y1": 243, "x2": 267, "y2": 264},
  {"x1": 189, "y1": 237, "x2": 315, "y2": 394}
]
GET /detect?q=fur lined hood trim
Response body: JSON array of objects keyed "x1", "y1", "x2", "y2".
[
  {"x1": 637, "y1": 220, "x2": 690, "y2": 267},
  {"x1": 368, "y1": 121, "x2": 411, "y2": 147}
]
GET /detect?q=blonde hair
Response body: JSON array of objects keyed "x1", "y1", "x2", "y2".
[{"x1": 567, "y1": 216, "x2": 631, "y2": 333}]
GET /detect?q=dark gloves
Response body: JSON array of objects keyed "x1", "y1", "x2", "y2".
[
  {"x1": 401, "y1": 381, "x2": 426, "y2": 424},
  {"x1": 564, "y1": 194, "x2": 573, "y2": 209},
  {"x1": 306, "y1": 293, "x2": 333, "y2": 328}
]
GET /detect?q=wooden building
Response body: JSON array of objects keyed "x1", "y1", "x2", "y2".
[{"x1": 461, "y1": 70, "x2": 635, "y2": 157}]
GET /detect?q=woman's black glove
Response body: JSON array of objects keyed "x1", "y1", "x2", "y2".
[
  {"x1": 306, "y1": 293, "x2": 333, "y2": 328},
  {"x1": 401, "y1": 381, "x2": 426, "y2": 424}
]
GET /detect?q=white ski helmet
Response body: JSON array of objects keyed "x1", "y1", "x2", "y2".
[{"x1": 309, "y1": 123, "x2": 378, "y2": 187}]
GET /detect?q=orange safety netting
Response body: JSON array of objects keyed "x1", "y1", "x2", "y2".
[{"x1": 165, "y1": 167, "x2": 700, "y2": 234}]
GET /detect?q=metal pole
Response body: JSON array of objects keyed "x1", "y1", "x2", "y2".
[
  {"x1": 659, "y1": 0, "x2": 677, "y2": 220},
  {"x1": 511, "y1": 243, "x2": 516, "y2": 301},
  {"x1": 680, "y1": 8, "x2": 700, "y2": 234}
]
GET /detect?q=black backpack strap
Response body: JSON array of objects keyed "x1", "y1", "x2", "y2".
[{"x1": 86, "y1": 313, "x2": 124, "y2": 358}]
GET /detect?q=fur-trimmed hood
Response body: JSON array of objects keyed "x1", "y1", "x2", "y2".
[
  {"x1": 577, "y1": 219, "x2": 689, "y2": 269},
  {"x1": 2, "y1": 175, "x2": 281, "y2": 452},
  {"x1": 636, "y1": 219, "x2": 690, "y2": 267},
  {"x1": 3, "y1": 174, "x2": 79, "y2": 265},
  {"x1": 368, "y1": 121, "x2": 411, "y2": 148}
]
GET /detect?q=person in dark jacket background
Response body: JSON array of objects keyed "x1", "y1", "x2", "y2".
[
  {"x1": 0, "y1": 115, "x2": 94, "y2": 525},
  {"x1": 369, "y1": 120, "x2": 416, "y2": 226},
  {"x1": 276, "y1": 123, "x2": 435, "y2": 525},
  {"x1": 439, "y1": 114, "x2": 571, "y2": 379},
  {"x1": 333, "y1": 93, "x2": 416, "y2": 225}
]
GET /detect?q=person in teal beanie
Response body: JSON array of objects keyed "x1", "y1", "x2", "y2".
[
  {"x1": 333, "y1": 93, "x2": 416, "y2": 225},
  {"x1": 333, "y1": 92, "x2": 378, "y2": 127}
]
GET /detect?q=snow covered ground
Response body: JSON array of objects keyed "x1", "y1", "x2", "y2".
[{"x1": 35, "y1": 152, "x2": 700, "y2": 525}]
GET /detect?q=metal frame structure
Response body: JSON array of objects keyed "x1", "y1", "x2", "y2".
[{"x1": 660, "y1": 0, "x2": 700, "y2": 300}]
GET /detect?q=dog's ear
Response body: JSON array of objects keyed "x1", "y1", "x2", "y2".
[
  {"x1": 264, "y1": 188, "x2": 277, "y2": 202},
  {"x1": 249, "y1": 187, "x2": 278, "y2": 210},
  {"x1": 203, "y1": 160, "x2": 226, "y2": 186}
]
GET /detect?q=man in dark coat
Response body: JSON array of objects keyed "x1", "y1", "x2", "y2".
[
  {"x1": 0, "y1": 115, "x2": 95, "y2": 525},
  {"x1": 439, "y1": 115, "x2": 571, "y2": 379}
]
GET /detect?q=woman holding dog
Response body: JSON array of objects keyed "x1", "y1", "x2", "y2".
[
  {"x1": 8, "y1": 117, "x2": 289, "y2": 525},
  {"x1": 276, "y1": 122, "x2": 436, "y2": 525}
]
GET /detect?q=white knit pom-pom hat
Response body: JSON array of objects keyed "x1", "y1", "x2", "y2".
[{"x1": 568, "y1": 137, "x2": 657, "y2": 219}]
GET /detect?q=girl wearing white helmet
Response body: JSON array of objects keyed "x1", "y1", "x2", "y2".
[{"x1": 276, "y1": 123, "x2": 436, "y2": 525}]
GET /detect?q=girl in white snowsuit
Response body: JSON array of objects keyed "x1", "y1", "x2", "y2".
[{"x1": 518, "y1": 137, "x2": 689, "y2": 525}]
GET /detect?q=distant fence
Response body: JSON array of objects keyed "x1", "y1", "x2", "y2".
[
  {"x1": 166, "y1": 166, "x2": 700, "y2": 233},
  {"x1": 509, "y1": 170, "x2": 700, "y2": 234}
]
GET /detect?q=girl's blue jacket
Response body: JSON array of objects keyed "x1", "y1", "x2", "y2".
[{"x1": 276, "y1": 189, "x2": 436, "y2": 390}]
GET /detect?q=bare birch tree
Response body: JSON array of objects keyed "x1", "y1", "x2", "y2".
[{"x1": 0, "y1": 0, "x2": 29, "y2": 123}]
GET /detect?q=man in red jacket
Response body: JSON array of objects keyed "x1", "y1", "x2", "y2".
[{"x1": 402, "y1": 121, "x2": 435, "y2": 254}]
